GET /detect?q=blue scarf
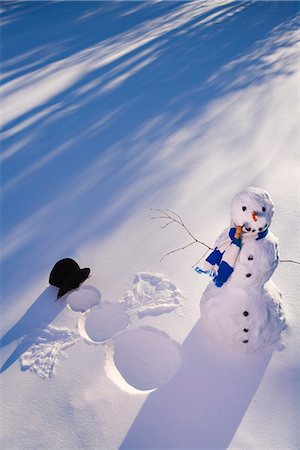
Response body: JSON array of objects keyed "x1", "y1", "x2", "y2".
[{"x1": 195, "y1": 227, "x2": 268, "y2": 287}]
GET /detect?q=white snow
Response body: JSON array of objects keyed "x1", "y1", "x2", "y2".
[
  {"x1": 110, "y1": 327, "x2": 182, "y2": 391},
  {"x1": 19, "y1": 326, "x2": 80, "y2": 379},
  {"x1": 80, "y1": 302, "x2": 130, "y2": 344},
  {"x1": 122, "y1": 272, "x2": 183, "y2": 318},
  {"x1": 67, "y1": 285, "x2": 101, "y2": 313},
  {"x1": 201, "y1": 282, "x2": 285, "y2": 352},
  {"x1": 1, "y1": 2, "x2": 299, "y2": 449},
  {"x1": 77, "y1": 272, "x2": 182, "y2": 344},
  {"x1": 200, "y1": 188, "x2": 286, "y2": 352}
]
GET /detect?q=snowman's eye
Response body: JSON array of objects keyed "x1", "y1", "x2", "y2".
[
  {"x1": 242, "y1": 206, "x2": 247, "y2": 211},
  {"x1": 262, "y1": 207, "x2": 266, "y2": 212}
]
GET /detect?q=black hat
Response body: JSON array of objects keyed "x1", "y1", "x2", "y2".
[{"x1": 49, "y1": 258, "x2": 90, "y2": 299}]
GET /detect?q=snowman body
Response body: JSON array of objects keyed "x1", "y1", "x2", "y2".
[{"x1": 199, "y1": 188, "x2": 285, "y2": 352}]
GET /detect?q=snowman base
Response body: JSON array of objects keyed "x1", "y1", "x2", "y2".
[{"x1": 200, "y1": 282, "x2": 285, "y2": 352}]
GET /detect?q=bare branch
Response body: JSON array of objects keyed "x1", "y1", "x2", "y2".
[
  {"x1": 151, "y1": 208, "x2": 213, "y2": 262},
  {"x1": 192, "y1": 248, "x2": 211, "y2": 268},
  {"x1": 150, "y1": 208, "x2": 168, "y2": 217},
  {"x1": 152, "y1": 209, "x2": 213, "y2": 250},
  {"x1": 151, "y1": 208, "x2": 300, "y2": 267},
  {"x1": 151, "y1": 215, "x2": 170, "y2": 220},
  {"x1": 161, "y1": 220, "x2": 176, "y2": 229},
  {"x1": 160, "y1": 241, "x2": 196, "y2": 262},
  {"x1": 166, "y1": 209, "x2": 183, "y2": 223},
  {"x1": 279, "y1": 259, "x2": 300, "y2": 265}
]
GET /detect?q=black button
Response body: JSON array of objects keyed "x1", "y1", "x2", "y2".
[
  {"x1": 245, "y1": 273, "x2": 252, "y2": 277},
  {"x1": 248, "y1": 255, "x2": 253, "y2": 260},
  {"x1": 243, "y1": 311, "x2": 249, "y2": 316},
  {"x1": 242, "y1": 340, "x2": 248, "y2": 344},
  {"x1": 243, "y1": 328, "x2": 249, "y2": 332}
]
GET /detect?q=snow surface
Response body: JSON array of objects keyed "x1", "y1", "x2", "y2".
[
  {"x1": 81, "y1": 302, "x2": 130, "y2": 343},
  {"x1": 20, "y1": 325, "x2": 80, "y2": 379},
  {"x1": 110, "y1": 327, "x2": 182, "y2": 391},
  {"x1": 1, "y1": 1, "x2": 299, "y2": 449},
  {"x1": 122, "y1": 271, "x2": 183, "y2": 318},
  {"x1": 67, "y1": 285, "x2": 101, "y2": 313}
]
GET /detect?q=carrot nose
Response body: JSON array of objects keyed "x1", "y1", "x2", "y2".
[{"x1": 252, "y1": 211, "x2": 258, "y2": 222}]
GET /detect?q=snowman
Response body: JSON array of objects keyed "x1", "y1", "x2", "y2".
[{"x1": 195, "y1": 187, "x2": 285, "y2": 352}]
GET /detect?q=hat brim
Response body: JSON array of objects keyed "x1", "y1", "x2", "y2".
[{"x1": 57, "y1": 268, "x2": 90, "y2": 299}]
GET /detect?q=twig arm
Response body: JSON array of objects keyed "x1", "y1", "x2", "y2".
[
  {"x1": 151, "y1": 208, "x2": 300, "y2": 266},
  {"x1": 279, "y1": 259, "x2": 300, "y2": 265},
  {"x1": 151, "y1": 208, "x2": 213, "y2": 262}
]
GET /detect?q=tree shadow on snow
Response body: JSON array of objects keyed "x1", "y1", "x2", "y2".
[
  {"x1": 1, "y1": 1, "x2": 299, "y2": 307},
  {"x1": 121, "y1": 319, "x2": 273, "y2": 449},
  {"x1": 0, "y1": 286, "x2": 65, "y2": 373}
]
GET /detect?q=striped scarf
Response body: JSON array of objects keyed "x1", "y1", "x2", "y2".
[{"x1": 195, "y1": 226, "x2": 268, "y2": 287}]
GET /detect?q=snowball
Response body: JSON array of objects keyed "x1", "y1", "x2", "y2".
[
  {"x1": 200, "y1": 284, "x2": 285, "y2": 352},
  {"x1": 230, "y1": 187, "x2": 274, "y2": 237}
]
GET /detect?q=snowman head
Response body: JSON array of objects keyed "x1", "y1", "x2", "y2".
[{"x1": 231, "y1": 187, "x2": 274, "y2": 237}]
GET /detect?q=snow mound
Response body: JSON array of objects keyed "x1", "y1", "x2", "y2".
[
  {"x1": 67, "y1": 285, "x2": 101, "y2": 312},
  {"x1": 20, "y1": 326, "x2": 80, "y2": 379},
  {"x1": 79, "y1": 302, "x2": 130, "y2": 343},
  {"x1": 122, "y1": 272, "x2": 183, "y2": 318},
  {"x1": 110, "y1": 327, "x2": 182, "y2": 391},
  {"x1": 201, "y1": 283, "x2": 285, "y2": 352}
]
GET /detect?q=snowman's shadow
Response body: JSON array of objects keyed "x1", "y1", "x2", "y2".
[{"x1": 121, "y1": 319, "x2": 273, "y2": 449}]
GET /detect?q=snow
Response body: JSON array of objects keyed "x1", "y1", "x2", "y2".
[
  {"x1": 81, "y1": 302, "x2": 130, "y2": 343},
  {"x1": 121, "y1": 322, "x2": 274, "y2": 449},
  {"x1": 1, "y1": 1, "x2": 299, "y2": 449},
  {"x1": 199, "y1": 188, "x2": 286, "y2": 352},
  {"x1": 20, "y1": 326, "x2": 80, "y2": 379},
  {"x1": 110, "y1": 327, "x2": 182, "y2": 392},
  {"x1": 67, "y1": 285, "x2": 101, "y2": 313},
  {"x1": 230, "y1": 187, "x2": 274, "y2": 237},
  {"x1": 122, "y1": 272, "x2": 183, "y2": 318},
  {"x1": 201, "y1": 282, "x2": 285, "y2": 352}
]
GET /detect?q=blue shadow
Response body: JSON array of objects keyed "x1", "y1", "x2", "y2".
[
  {"x1": 1, "y1": 1, "x2": 299, "y2": 307},
  {"x1": 0, "y1": 286, "x2": 65, "y2": 373},
  {"x1": 121, "y1": 319, "x2": 273, "y2": 449}
]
